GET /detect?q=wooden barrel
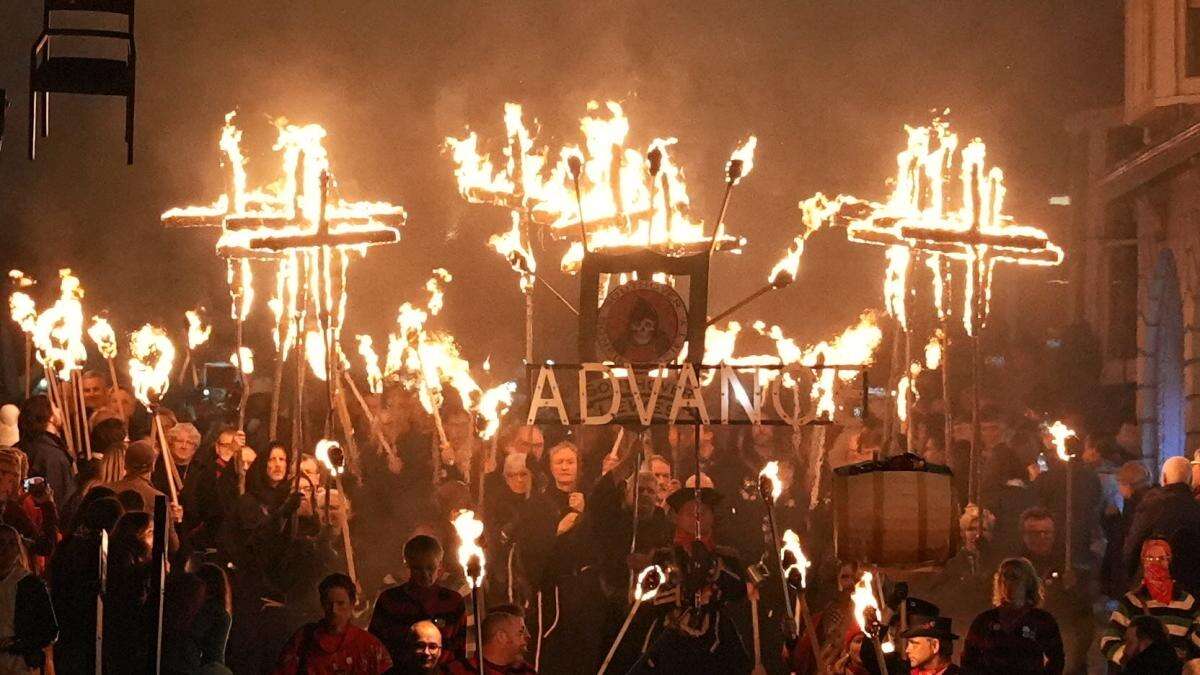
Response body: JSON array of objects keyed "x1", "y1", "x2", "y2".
[{"x1": 832, "y1": 456, "x2": 956, "y2": 566}]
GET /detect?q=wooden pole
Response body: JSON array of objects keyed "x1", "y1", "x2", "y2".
[
  {"x1": 95, "y1": 528, "x2": 107, "y2": 675},
  {"x1": 153, "y1": 412, "x2": 181, "y2": 503},
  {"x1": 269, "y1": 348, "x2": 285, "y2": 440},
  {"x1": 105, "y1": 357, "x2": 126, "y2": 425},
  {"x1": 341, "y1": 371, "x2": 396, "y2": 457},
  {"x1": 148, "y1": 495, "x2": 167, "y2": 674},
  {"x1": 597, "y1": 598, "x2": 642, "y2": 675},
  {"x1": 332, "y1": 473, "x2": 358, "y2": 585},
  {"x1": 74, "y1": 371, "x2": 93, "y2": 460}
]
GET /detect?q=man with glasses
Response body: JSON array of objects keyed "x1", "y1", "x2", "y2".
[{"x1": 1100, "y1": 538, "x2": 1200, "y2": 667}]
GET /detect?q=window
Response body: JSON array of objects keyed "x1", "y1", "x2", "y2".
[{"x1": 1187, "y1": 1, "x2": 1200, "y2": 77}]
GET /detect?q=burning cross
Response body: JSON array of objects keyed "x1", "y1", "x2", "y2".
[
  {"x1": 161, "y1": 113, "x2": 407, "y2": 477},
  {"x1": 805, "y1": 123, "x2": 1064, "y2": 504}
]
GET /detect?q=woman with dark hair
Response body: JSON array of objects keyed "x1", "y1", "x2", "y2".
[
  {"x1": 15, "y1": 394, "x2": 74, "y2": 503},
  {"x1": 233, "y1": 442, "x2": 304, "y2": 600},
  {"x1": 163, "y1": 566, "x2": 234, "y2": 675},
  {"x1": 195, "y1": 562, "x2": 234, "y2": 669},
  {"x1": 963, "y1": 557, "x2": 1065, "y2": 674},
  {"x1": 104, "y1": 510, "x2": 156, "y2": 673}
]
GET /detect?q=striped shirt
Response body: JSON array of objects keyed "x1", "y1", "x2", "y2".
[{"x1": 1099, "y1": 586, "x2": 1200, "y2": 663}]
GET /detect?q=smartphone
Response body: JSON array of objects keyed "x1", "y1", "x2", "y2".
[
  {"x1": 23, "y1": 477, "x2": 46, "y2": 496},
  {"x1": 1036, "y1": 453, "x2": 1049, "y2": 473}
]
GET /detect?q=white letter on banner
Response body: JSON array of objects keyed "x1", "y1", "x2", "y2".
[
  {"x1": 527, "y1": 366, "x2": 569, "y2": 425},
  {"x1": 720, "y1": 365, "x2": 760, "y2": 424},
  {"x1": 625, "y1": 365, "x2": 664, "y2": 426},
  {"x1": 669, "y1": 363, "x2": 710, "y2": 425},
  {"x1": 579, "y1": 363, "x2": 620, "y2": 425}
]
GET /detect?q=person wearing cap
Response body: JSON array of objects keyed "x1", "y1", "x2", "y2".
[
  {"x1": 628, "y1": 481, "x2": 750, "y2": 673},
  {"x1": 104, "y1": 439, "x2": 184, "y2": 526},
  {"x1": 1100, "y1": 538, "x2": 1200, "y2": 666},
  {"x1": 901, "y1": 617, "x2": 961, "y2": 675}
]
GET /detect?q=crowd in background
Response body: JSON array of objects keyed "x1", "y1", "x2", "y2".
[{"x1": 0, "y1": 324, "x2": 1195, "y2": 674}]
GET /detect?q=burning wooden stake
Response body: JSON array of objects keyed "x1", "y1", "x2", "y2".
[
  {"x1": 316, "y1": 439, "x2": 358, "y2": 585},
  {"x1": 598, "y1": 564, "x2": 664, "y2": 675},
  {"x1": 453, "y1": 510, "x2": 487, "y2": 675}
]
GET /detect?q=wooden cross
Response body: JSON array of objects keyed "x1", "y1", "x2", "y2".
[
  {"x1": 813, "y1": 131, "x2": 1064, "y2": 504},
  {"x1": 161, "y1": 115, "x2": 406, "y2": 479}
]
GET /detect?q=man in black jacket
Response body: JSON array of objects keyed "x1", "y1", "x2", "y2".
[
  {"x1": 1121, "y1": 615, "x2": 1182, "y2": 675},
  {"x1": 1123, "y1": 456, "x2": 1200, "y2": 594}
]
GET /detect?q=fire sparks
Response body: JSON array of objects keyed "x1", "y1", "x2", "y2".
[
  {"x1": 447, "y1": 101, "x2": 750, "y2": 274},
  {"x1": 897, "y1": 363, "x2": 921, "y2": 424},
  {"x1": 185, "y1": 309, "x2": 212, "y2": 350},
  {"x1": 452, "y1": 509, "x2": 486, "y2": 588},
  {"x1": 231, "y1": 347, "x2": 254, "y2": 375},
  {"x1": 851, "y1": 571, "x2": 882, "y2": 635},
  {"x1": 269, "y1": 255, "x2": 300, "y2": 355},
  {"x1": 87, "y1": 316, "x2": 118, "y2": 360},
  {"x1": 128, "y1": 324, "x2": 175, "y2": 409},
  {"x1": 33, "y1": 270, "x2": 87, "y2": 380},
  {"x1": 634, "y1": 564, "x2": 666, "y2": 602},
  {"x1": 759, "y1": 460, "x2": 782, "y2": 500},
  {"x1": 315, "y1": 438, "x2": 345, "y2": 476},
  {"x1": 780, "y1": 529, "x2": 811, "y2": 589},
  {"x1": 1046, "y1": 420, "x2": 1076, "y2": 462}
]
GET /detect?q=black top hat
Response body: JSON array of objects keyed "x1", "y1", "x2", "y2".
[
  {"x1": 900, "y1": 616, "x2": 958, "y2": 641},
  {"x1": 665, "y1": 486, "x2": 723, "y2": 513},
  {"x1": 887, "y1": 597, "x2": 940, "y2": 626}
]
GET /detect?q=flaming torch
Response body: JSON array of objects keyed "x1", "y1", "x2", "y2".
[
  {"x1": 453, "y1": 509, "x2": 487, "y2": 675},
  {"x1": 8, "y1": 270, "x2": 36, "y2": 398},
  {"x1": 315, "y1": 438, "x2": 358, "y2": 585},
  {"x1": 709, "y1": 136, "x2": 757, "y2": 255},
  {"x1": 1047, "y1": 420, "x2": 1077, "y2": 570},
  {"x1": 598, "y1": 564, "x2": 664, "y2": 675},
  {"x1": 128, "y1": 325, "x2": 183, "y2": 503},
  {"x1": 780, "y1": 529, "x2": 827, "y2": 673},
  {"x1": 88, "y1": 315, "x2": 124, "y2": 423},
  {"x1": 32, "y1": 270, "x2": 89, "y2": 460},
  {"x1": 756, "y1": 461, "x2": 801, "y2": 632},
  {"x1": 851, "y1": 571, "x2": 890, "y2": 675}
]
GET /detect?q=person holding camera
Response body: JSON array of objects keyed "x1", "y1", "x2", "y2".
[{"x1": 0, "y1": 446, "x2": 58, "y2": 565}]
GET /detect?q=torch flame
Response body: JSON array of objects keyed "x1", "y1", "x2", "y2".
[
  {"x1": 851, "y1": 571, "x2": 882, "y2": 635},
  {"x1": 759, "y1": 461, "x2": 782, "y2": 500},
  {"x1": 489, "y1": 213, "x2": 536, "y2": 293},
  {"x1": 477, "y1": 381, "x2": 517, "y2": 440},
  {"x1": 32, "y1": 269, "x2": 87, "y2": 380},
  {"x1": 1047, "y1": 420, "x2": 1076, "y2": 462},
  {"x1": 925, "y1": 332, "x2": 943, "y2": 370},
  {"x1": 185, "y1": 309, "x2": 212, "y2": 350},
  {"x1": 128, "y1": 324, "x2": 175, "y2": 410},
  {"x1": 315, "y1": 438, "x2": 345, "y2": 476},
  {"x1": 9, "y1": 292, "x2": 37, "y2": 334},
  {"x1": 231, "y1": 347, "x2": 254, "y2": 375},
  {"x1": 452, "y1": 509, "x2": 486, "y2": 588},
  {"x1": 88, "y1": 316, "x2": 118, "y2": 360},
  {"x1": 355, "y1": 335, "x2": 384, "y2": 394},
  {"x1": 780, "y1": 529, "x2": 811, "y2": 589},
  {"x1": 726, "y1": 136, "x2": 757, "y2": 185},
  {"x1": 634, "y1": 564, "x2": 666, "y2": 602}
]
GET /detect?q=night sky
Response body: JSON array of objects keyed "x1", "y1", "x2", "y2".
[{"x1": 0, "y1": 1, "x2": 1123, "y2": 380}]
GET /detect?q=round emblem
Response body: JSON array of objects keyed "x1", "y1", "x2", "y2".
[{"x1": 596, "y1": 279, "x2": 688, "y2": 363}]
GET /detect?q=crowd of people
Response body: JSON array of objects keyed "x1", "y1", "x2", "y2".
[{"x1": 0, "y1": 352, "x2": 1193, "y2": 675}]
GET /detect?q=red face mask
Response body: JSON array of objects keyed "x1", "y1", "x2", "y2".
[{"x1": 1142, "y1": 539, "x2": 1174, "y2": 604}]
